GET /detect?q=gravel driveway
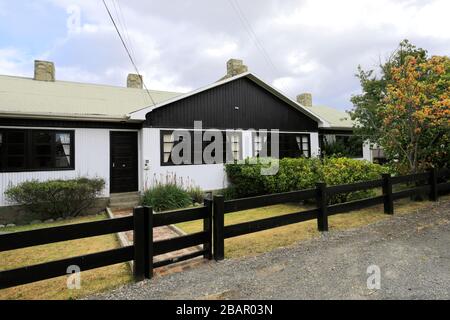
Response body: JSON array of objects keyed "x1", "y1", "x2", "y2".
[{"x1": 90, "y1": 199, "x2": 450, "y2": 300}]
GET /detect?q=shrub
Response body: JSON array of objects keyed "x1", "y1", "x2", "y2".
[
  {"x1": 320, "y1": 157, "x2": 388, "y2": 203},
  {"x1": 225, "y1": 157, "x2": 387, "y2": 203},
  {"x1": 5, "y1": 177, "x2": 105, "y2": 218},
  {"x1": 187, "y1": 186, "x2": 205, "y2": 204},
  {"x1": 141, "y1": 183, "x2": 192, "y2": 212},
  {"x1": 225, "y1": 157, "x2": 321, "y2": 198}
]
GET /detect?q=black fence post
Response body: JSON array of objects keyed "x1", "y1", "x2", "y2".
[
  {"x1": 213, "y1": 195, "x2": 225, "y2": 261},
  {"x1": 316, "y1": 182, "x2": 328, "y2": 232},
  {"x1": 133, "y1": 206, "x2": 153, "y2": 281},
  {"x1": 203, "y1": 198, "x2": 213, "y2": 260},
  {"x1": 428, "y1": 168, "x2": 438, "y2": 202},
  {"x1": 382, "y1": 173, "x2": 394, "y2": 214}
]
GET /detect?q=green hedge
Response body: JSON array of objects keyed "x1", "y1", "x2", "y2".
[
  {"x1": 225, "y1": 157, "x2": 387, "y2": 203},
  {"x1": 5, "y1": 177, "x2": 105, "y2": 218}
]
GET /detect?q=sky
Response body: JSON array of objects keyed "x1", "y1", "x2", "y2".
[{"x1": 0, "y1": 0, "x2": 449, "y2": 111}]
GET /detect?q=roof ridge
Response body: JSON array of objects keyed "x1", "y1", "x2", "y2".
[{"x1": 0, "y1": 74, "x2": 183, "y2": 95}]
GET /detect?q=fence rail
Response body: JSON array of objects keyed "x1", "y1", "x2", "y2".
[{"x1": 0, "y1": 167, "x2": 449, "y2": 289}]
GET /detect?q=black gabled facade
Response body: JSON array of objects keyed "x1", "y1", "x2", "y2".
[{"x1": 144, "y1": 77, "x2": 319, "y2": 132}]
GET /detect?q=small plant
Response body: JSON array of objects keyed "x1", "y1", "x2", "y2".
[
  {"x1": 142, "y1": 173, "x2": 194, "y2": 212},
  {"x1": 5, "y1": 177, "x2": 105, "y2": 218},
  {"x1": 187, "y1": 186, "x2": 204, "y2": 204}
]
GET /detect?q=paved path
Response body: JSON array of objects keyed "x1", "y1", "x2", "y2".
[
  {"x1": 95, "y1": 200, "x2": 450, "y2": 300},
  {"x1": 112, "y1": 209, "x2": 206, "y2": 277}
]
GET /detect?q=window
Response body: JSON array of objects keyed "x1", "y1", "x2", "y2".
[
  {"x1": 320, "y1": 134, "x2": 363, "y2": 158},
  {"x1": 296, "y1": 135, "x2": 310, "y2": 157},
  {"x1": 162, "y1": 132, "x2": 175, "y2": 163},
  {"x1": 253, "y1": 132, "x2": 310, "y2": 159},
  {"x1": 0, "y1": 129, "x2": 75, "y2": 172},
  {"x1": 160, "y1": 130, "x2": 242, "y2": 165},
  {"x1": 226, "y1": 132, "x2": 242, "y2": 162}
]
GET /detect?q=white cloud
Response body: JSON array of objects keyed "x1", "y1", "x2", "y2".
[
  {"x1": 0, "y1": 0, "x2": 449, "y2": 110},
  {"x1": 0, "y1": 48, "x2": 30, "y2": 76}
]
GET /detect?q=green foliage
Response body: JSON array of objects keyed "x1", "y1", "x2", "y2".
[
  {"x1": 141, "y1": 183, "x2": 193, "y2": 212},
  {"x1": 350, "y1": 39, "x2": 449, "y2": 173},
  {"x1": 186, "y1": 186, "x2": 205, "y2": 204},
  {"x1": 321, "y1": 135, "x2": 364, "y2": 158},
  {"x1": 5, "y1": 177, "x2": 105, "y2": 218},
  {"x1": 350, "y1": 39, "x2": 428, "y2": 141},
  {"x1": 320, "y1": 157, "x2": 387, "y2": 203},
  {"x1": 225, "y1": 157, "x2": 387, "y2": 203}
]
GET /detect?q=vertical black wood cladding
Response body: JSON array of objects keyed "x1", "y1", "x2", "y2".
[{"x1": 145, "y1": 78, "x2": 319, "y2": 131}]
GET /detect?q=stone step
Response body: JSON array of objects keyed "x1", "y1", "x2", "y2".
[
  {"x1": 109, "y1": 200, "x2": 140, "y2": 209},
  {"x1": 110, "y1": 192, "x2": 141, "y2": 204}
]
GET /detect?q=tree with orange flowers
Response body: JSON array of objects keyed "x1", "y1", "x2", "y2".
[{"x1": 351, "y1": 40, "x2": 449, "y2": 173}]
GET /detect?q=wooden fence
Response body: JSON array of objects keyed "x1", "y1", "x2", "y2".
[{"x1": 0, "y1": 168, "x2": 449, "y2": 289}]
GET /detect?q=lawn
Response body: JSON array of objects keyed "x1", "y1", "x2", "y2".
[
  {"x1": 0, "y1": 213, "x2": 132, "y2": 300},
  {"x1": 177, "y1": 195, "x2": 447, "y2": 259}
]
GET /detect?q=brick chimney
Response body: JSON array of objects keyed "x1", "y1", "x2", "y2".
[
  {"x1": 224, "y1": 58, "x2": 248, "y2": 79},
  {"x1": 127, "y1": 73, "x2": 143, "y2": 89},
  {"x1": 297, "y1": 93, "x2": 312, "y2": 107},
  {"x1": 34, "y1": 60, "x2": 55, "y2": 81}
]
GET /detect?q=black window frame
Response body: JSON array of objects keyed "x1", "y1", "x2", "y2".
[
  {"x1": 160, "y1": 130, "x2": 243, "y2": 166},
  {"x1": 0, "y1": 128, "x2": 75, "y2": 172},
  {"x1": 252, "y1": 132, "x2": 311, "y2": 159},
  {"x1": 319, "y1": 133, "x2": 364, "y2": 158}
]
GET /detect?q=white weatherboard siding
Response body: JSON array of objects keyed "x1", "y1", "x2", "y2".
[
  {"x1": 0, "y1": 127, "x2": 111, "y2": 206},
  {"x1": 141, "y1": 128, "x2": 321, "y2": 192},
  {"x1": 141, "y1": 128, "x2": 228, "y2": 191},
  {"x1": 310, "y1": 132, "x2": 320, "y2": 157}
]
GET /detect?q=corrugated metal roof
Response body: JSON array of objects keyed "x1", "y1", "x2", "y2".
[
  {"x1": 305, "y1": 105, "x2": 354, "y2": 129},
  {"x1": 0, "y1": 75, "x2": 182, "y2": 120}
]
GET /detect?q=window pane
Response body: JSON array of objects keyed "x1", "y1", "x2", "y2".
[
  {"x1": 56, "y1": 133, "x2": 70, "y2": 144},
  {"x1": 7, "y1": 156, "x2": 25, "y2": 169},
  {"x1": 35, "y1": 145, "x2": 52, "y2": 155},
  {"x1": 164, "y1": 142, "x2": 174, "y2": 153},
  {"x1": 56, "y1": 144, "x2": 70, "y2": 157},
  {"x1": 163, "y1": 134, "x2": 174, "y2": 143},
  {"x1": 7, "y1": 131, "x2": 25, "y2": 143},
  {"x1": 34, "y1": 131, "x2": 52, "y2": 144},
  {"x1": 8, "y1": 145, "x2": 25, "y2": 155},
  {"x1": 56, "y1": 156, "x2": 70, "y2": 168},
  {"x1": 163, "y1": 153, "x2": 170, "y2": 162},
  {"x1": 33, "y1": 156, "x2": 52, "y2": 168}
]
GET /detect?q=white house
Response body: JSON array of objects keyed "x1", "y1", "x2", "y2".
[{"x1": 0, "y1": 59, "x2": 371, "y2": 210}]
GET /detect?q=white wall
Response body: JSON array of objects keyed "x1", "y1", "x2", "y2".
[
  {"x1": 141, "y1": 128, "x2": 321, "y2": 192},
  {"x1": 141, "y1": 128, "x2": 228, "y2": 191},
  {"x1": 0, "y1": 126, "x2": 136, "y2": 206}
]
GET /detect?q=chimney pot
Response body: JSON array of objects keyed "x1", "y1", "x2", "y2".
[
  {"x1": 226, "y1": 58, "x2": 248, "y2": 78},
  {"x1": 34, "y1": 60, "x2": 55, "y2": 81},
  {"x1": 297, "y1": 93, "x2": 313, "y2": 107},
  {"x1": 127, "y1": 73, "x2": 143, "y2": 89}
]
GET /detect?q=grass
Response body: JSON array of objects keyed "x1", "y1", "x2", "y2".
[
  {"x1": 177, "y1": 194, "x2": 449, "y2": 259},
  {"x1": 0, "y1": 213, "x2": 132, "y2": 300}
]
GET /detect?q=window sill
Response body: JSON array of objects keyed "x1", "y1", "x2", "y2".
[{"x1": 0, "y1": 168, "x2": 76, "y2": 173}]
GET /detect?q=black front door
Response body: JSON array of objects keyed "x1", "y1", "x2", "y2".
[{"x1": 110, "y1": 131, "x2": 138, "y2": 193}]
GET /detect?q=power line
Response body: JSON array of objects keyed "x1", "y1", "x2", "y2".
[
  {"x1": 114, "y1": 0, "x2": 137, "y2": 62},
  {"x1": 102, "y1": 0, "x2": 156, "y2": 106},
  {"x1": 227, "y1": 0, "x2": 280, "y2": 76}
]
